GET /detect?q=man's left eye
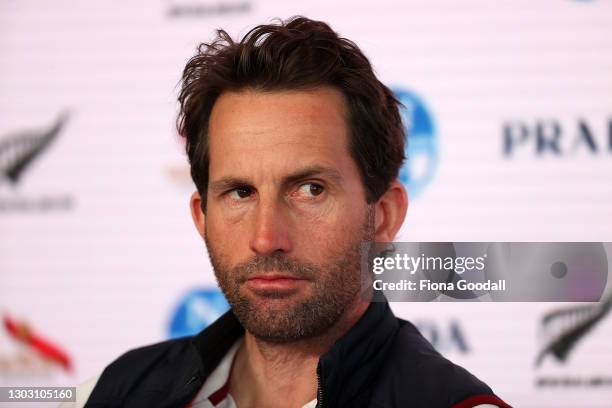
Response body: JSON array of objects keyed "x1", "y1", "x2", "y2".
[{"x1": 297, "y1": 183, "x2": 324, "y2": 197}]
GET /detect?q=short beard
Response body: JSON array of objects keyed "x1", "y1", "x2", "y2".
[{"x1": 205, "y1": 207, "x2": 374, "y2": 343}]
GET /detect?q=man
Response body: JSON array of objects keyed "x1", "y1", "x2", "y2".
[{"x1": 81, "y1": 17, "x2": 510, "y2": 408}]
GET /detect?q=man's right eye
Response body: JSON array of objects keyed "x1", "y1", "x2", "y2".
[{"x1": 228, "y1": 187, "x2": 253, "y2": 200}]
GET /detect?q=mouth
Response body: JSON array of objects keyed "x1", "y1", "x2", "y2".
[{"x1": 245, "y1": 273, "x2": 308, "y2": 294}]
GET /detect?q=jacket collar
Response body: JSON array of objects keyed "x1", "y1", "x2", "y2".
[
  {"x1": 189, "y1": 300, "x2": 399, "y2": 406},
  {"x1": 317, "y1": 301, "x2": 399, "y2": 406}
]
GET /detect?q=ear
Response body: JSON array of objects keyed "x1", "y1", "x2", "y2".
[
  {"x1": 373, "y1": 180, "x2": 408, "y2": 242},
  {"x1": 189, "y1": 191, "x2": 206, "y2": 240}
]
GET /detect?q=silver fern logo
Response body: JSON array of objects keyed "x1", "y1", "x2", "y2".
[
  {"x1": 537, "y1": 294, "x2": 612, "y2": 366},
  {"x1": 0, "y1": 113, "x2": 68, "y2": 186}
]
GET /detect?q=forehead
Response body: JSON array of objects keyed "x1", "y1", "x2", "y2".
[{"x1": 207, "y1": 87, "x2": 352, "y2": 173}]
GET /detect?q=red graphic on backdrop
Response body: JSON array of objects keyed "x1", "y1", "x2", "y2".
[{"x1": 3, "y1": 314, "x2": 72, "y2": 371}]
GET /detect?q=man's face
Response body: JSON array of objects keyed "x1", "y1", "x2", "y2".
[{"x1": 203, "y1": 87, "x2": 373, "y2": 343}]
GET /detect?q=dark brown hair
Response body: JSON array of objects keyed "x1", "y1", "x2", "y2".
[{"x1": 177, "y1": 16, "x2": 405, "y2": 209}]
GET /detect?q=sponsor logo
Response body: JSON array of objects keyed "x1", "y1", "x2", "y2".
[
  {"x1": 415, "y1": 319, "x2": 470, "y2": 354},
  {"x1": 0, "y1": 113, "x2": 74, "y2": 212},
  {"x1": 0, "y1": 113, "x2": 67, "y2": 186},
  {"x1": 168, "y1": 288, "x2": 230, "y2": 338},
  {"x1": 535, "y1": 294, "x2": 612, "y2": 388},
  {"x1": 393, "y1": 89, "x2": 438, "y2": 199},
  {"x1": 503, "y1": 118, "x2": 612, "y2": 157},
  {"x1": 166, "y1": 1, "x2": 251, "y2": 18},
  {"x1": 537, "y1": 294, "x2": 612, "y2": 366},
  {"x1": 0, "y1": 313, "x2": 72, "y2": 376}
]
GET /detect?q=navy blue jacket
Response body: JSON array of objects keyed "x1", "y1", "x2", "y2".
[{"x1": 86, "y1": 301, "x2": 510, "y2": 407}]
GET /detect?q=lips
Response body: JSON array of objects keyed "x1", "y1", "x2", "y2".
[{"x1": 245, "y1": 273, "x2": 308, "y2": 293}]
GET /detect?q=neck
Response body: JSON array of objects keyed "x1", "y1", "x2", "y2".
[{"x1": 229, "y1": 297, "x2": 370, "y2": 408}]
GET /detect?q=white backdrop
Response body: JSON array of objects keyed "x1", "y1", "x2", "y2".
[{"x1": 1, "y1": 1, "x2": 612, "y2": 406}]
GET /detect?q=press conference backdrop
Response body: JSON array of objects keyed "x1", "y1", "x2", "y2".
[{"x1": 1, "y1": 1, "x2": 611, "y2": 406}]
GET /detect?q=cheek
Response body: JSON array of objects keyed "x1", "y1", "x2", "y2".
[
  {"x1": 295, "y1": 201, "x2": 365, "y2": 247},
  {"x1": 205, "y1": 211, "x2": 241, "y2": 258}
]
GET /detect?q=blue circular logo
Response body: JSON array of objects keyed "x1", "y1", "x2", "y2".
[
  {"x1": 393, "y1": 89, "x2": 438, "y2": 199},
  {"x1": 168, "y1": 288, "x2": 230, "y2": 338}
]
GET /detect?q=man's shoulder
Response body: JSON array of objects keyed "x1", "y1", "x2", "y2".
[
  {"x1": 64, "y1": 338, "x2": 196, "y2": 408},
  {"x1": 102, "y1": 336, "x2": 194, "y2": 375},
  {"x1": 370, "y1": 318, "x2": 508, "y2": 407},
  {"x1": 86, "y1": 336, "x2": 200, "y2": 406},
  {"x1": 391, "y1": 319, "x2": 480, "y2": 376}
]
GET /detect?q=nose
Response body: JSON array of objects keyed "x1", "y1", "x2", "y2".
[{"x1": 249, "y1": 197, "x2": 293, "y2": 256}]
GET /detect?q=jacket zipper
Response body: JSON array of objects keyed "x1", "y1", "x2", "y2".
[{"x1": 316, "y1": 365, "x2": 324, "y2": 408}]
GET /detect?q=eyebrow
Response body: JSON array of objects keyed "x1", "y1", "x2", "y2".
[{"x1": 208, "y1": 165, "x2": 344, "y2": 194}]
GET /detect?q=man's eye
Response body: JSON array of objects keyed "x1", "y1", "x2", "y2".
[
  {"x1": 297, "y1": 183, "x2": 324, "y2": 197},
  {"x1": 228, "y1": 187, "x2": 252, "y2": 200}
]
